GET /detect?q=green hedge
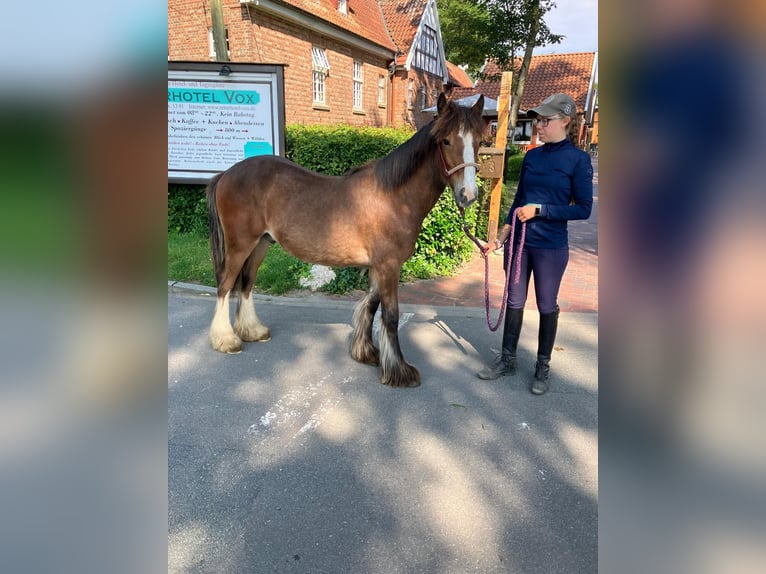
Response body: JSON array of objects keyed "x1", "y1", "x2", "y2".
[
  {"x1": 505, "y1": 151, "x2": 525, "y2": 182},
  {"x1": 286, "y1": 124, "x2": 412, "y2": 175},
  {"x1": 401, "y1": 191, "x2": 477, "y2": 280},
  {"x1": 168, "y1": 184, "x2": 207, "y2": 234},
  {"x1": 169, "y1": 123, "x2": 494, "y2": 290}
]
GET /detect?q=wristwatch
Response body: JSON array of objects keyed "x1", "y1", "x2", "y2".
[{"x1": 534, "y1": 205, "x2": 541, "y2": 216}]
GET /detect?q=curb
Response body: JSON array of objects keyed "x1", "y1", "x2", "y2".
[{"x1": 168, "y1": 281, "x2": 598, "y2": 324}]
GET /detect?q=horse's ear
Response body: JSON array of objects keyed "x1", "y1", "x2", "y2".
[
  {"x1": 437, "y1": 92, "x2": 449, "y2": 115},
  {"x1": 472, "y1": 94, "x2": 485, "y2": 116}
]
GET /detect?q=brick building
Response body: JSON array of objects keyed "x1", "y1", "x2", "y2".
[
  {"x1": 449, "y1": 52, "x2": 598, "y2": 149},
  {"x1": 168, "y1": 0, "x2": 451, "y2": 129}
]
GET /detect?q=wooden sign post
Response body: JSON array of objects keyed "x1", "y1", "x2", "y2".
[{"x1": 485, "y1": 71, "x2": 513, "y2": 243}]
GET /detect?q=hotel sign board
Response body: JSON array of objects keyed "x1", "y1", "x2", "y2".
[{"x1": 168, "y1": 62, "x2": 286, "y2": 183}]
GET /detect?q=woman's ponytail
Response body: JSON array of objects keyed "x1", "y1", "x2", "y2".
[{"x1": 567, "y1": 114, "x2": 582, "y2": 146}]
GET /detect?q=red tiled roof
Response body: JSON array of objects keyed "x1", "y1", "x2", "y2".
[
  {"x1": 448, "y1": 86, "x2": 477, "y2": 100},
  {"x1": 280, "y1": 0, "x2": 397, "y2": 52},
  {"x1": 445, "y1": 61, "x2": 473, "y2": 87},
  {"x1": 378, "y1": 0, "x2": 428, "y2": 57},
  {"x1": 475, "y1": 52, "x2": 596, "y2": 112}
]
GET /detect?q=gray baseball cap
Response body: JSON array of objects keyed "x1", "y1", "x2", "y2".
[{"x1": 527, "y1": 93, "x2": 577, "y2": 118}]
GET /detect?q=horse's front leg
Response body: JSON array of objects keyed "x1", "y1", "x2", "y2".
[
  {"x1": 351, "y1": 281, "x2": 380, "y2": 366},
  {"x1": 376, "y1": 269, "x2": 420, "y2": 388}
]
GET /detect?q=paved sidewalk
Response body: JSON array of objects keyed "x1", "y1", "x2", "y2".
[{"x1": 397, "y1": 156, "x2": 598, "y2": 312}]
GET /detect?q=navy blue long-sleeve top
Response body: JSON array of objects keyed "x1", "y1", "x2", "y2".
[{"x1": 505, "y1": 138, "x2": 593, "y2": 249}]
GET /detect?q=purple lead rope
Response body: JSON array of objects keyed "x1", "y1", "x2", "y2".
[{"x1": 460, "y1": 207, "x2": 526, "y2": 332}]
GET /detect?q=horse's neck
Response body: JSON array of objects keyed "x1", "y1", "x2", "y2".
[{"x1": 401, "y1": 159, "x2": 445, "y2": 221}]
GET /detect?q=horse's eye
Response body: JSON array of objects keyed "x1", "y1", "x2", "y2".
[{"x1": 443, "y1": 139, "x2": 451, "y2": 146}]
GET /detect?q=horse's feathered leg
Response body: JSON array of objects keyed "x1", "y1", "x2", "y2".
[
  {"x1": 351, "y1": 276, "x2": 380, "y2": 366},
  {"x1": 234, "y1": 237, "x2": 272, "y2": 342},
  {"x1": 209, "y1": 290, "x2": 241, "y2": 354},
  {"x1": 207, "y1": 177, "x2": 263, "y2": 353},
  {"x1": 375, "y1": 266, "x2": 420, "y2": 387}
]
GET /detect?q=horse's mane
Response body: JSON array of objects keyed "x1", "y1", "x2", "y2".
[
  {"x1": 371, "y1": 102, "x2": 485, "y2": 191},
  {"x1": 373, "y1": 122, "x2": 435, "y2": 191}
]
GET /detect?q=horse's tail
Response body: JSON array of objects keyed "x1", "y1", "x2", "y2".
[{"x1": 206, "y1": 173, "x2": 226, "y2": 284}]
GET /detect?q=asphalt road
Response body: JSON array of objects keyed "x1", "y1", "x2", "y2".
[{"x1": 168, "y1": 290, "x2": 597, "y2": 573}]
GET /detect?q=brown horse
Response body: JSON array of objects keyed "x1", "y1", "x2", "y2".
[{"x1": 206, "y1": 93, "x2": 486, "y2": 387}]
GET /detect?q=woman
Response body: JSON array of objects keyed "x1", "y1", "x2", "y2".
[{"x1": 477, "y1": 93, "x2": 593, "y2": 394}]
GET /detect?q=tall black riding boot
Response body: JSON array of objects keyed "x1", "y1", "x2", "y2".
[
  {"x1": 532, "y1": 306, "x2": 559, "y2": 395},
  {"x1": 477, "y1": 308, "x2": 524, "y2": 380}
]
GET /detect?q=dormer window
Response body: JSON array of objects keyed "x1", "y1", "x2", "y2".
[{"x1": 338, "y1": 0, "x2": 347, "y2": 15}]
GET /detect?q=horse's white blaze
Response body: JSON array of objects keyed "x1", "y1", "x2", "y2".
[
  {"x1": 459, "y1": 130, "x2": 478, "y2": 202},
  {"x1": 234, "y1": 291, "x2": 270, "y2": 341}
]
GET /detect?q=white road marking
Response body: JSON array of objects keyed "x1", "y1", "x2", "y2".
[
  {"x1": 247, "y1": 373, "x2": 354, "y2": 444},
  {"x1": 247, "y1": 313, "x2": 413, "y2": 445}
]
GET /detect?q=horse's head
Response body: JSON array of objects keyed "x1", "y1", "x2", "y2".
[{"x1": 432, "y1": 93, "x2": 487, "y2": 208}]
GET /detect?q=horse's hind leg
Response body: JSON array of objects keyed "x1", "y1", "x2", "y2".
[
  {"x1": 234, "y1": 237, "x2": 272, "y2": 343},
  {"x1": 209, "y1": 246, "x2": 253, "y2": 354},
  {"x1": 351, "y1": 276, "x2": 380, "y2": 366},
  {"x1": 376, "y1": 267, "x2": 420, "y2": 387}
]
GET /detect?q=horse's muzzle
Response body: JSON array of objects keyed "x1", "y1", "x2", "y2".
[{"x1": 456, "y1": 187, "x2": 477, "y2": 208}]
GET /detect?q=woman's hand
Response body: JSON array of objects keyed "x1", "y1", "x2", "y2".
[
  {"x1": 481, "y1": 239, "x2": 502, "y2": 254},
  {"x1": 517, "y1": 204, "x2": 540, "y2": 222}
]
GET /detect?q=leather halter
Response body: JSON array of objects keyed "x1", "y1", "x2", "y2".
[{"x1": 438, "y1": 143, "x2": 480, "y2": 177}]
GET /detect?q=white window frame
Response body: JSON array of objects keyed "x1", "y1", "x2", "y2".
[
  {"x1": 353, "y1": 60, "x2": 363, "y2": 110},
  {"x1": 312, "y1": 46, "x2": 330, "y2": 105},
  {"x1": 208, "y1": 28, "x2": 230, "y2": 60},
  {"x1": 407, "y1": 79, "x2": 414, "y2": 110},
  {"x1": 338, "y1": 0, "x2": 347, "y2": 15}
]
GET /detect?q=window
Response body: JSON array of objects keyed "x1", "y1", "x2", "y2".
[
  {"x1": 420, "y1": 86, "x2": 426, "y2": 109},
  {"x1": 377, "y1": 74, "x2": 386, "y2": 106},
  {"x1": 407, "y1": 79, "x2": 414, "y2": 109},
  {"x1": 513, "y1": 120, "x2": 533, "y2": 142},
  {"x1": 312, "y1": 46, "x2": 330, "y2": 104},
  {"x1": 413, "y1": 25, "x2": 442, "y2": 76},
  {"x1": 208, "y1": 27, "x2": 230, "y2": 60},
  {"x1": 353, "y1": 60, "x2": 363, "y2": 109},
  {"x1": 338, "y1": 0, "x2": 347, "y2": 14}
]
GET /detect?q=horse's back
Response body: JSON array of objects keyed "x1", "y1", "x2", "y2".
[
  {"x1": 214, "y1": 155, "x2": 383, "y2": 267},
  {"x1": 224, "y1": 155, "x2": 328, "y2": 185}
]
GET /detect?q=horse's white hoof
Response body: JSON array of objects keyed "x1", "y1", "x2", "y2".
[
  {"x1": 210, "y1": 332, "x2": 242, "y2": 354},
  {"x1": 235, "y1": 324, "x2": 271, "y2": 342}
]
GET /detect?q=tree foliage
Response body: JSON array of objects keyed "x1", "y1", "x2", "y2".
[
  {"x1": 439, "y1": 0, "x2": 563, "y2": 130},
  {"x1": 478, "y1": 0, "x2": 563, "y2": 72},
  {"x1": 440, "y1": 0, "x2": 562, "y2": 71},
  {"x1": 438, "y1": 0, "x2": 493, "y2": 78}
]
